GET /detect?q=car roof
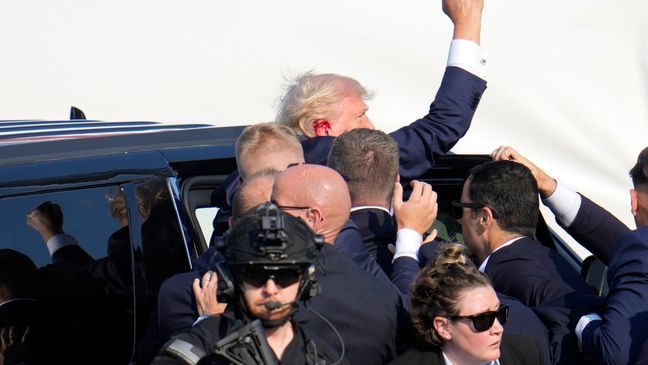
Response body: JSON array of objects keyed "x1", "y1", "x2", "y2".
[{"x1": 0, "y1": 120, "x2": 246, "y2": 168}]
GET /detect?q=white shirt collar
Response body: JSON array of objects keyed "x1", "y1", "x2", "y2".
[
  {"x1": 350, "y1": 205, "x2": 392, "y2": 215},
  {"x1": 442, "y1": 351, "x2": 500, "y2": 365},
  {"x1": 478, "y1": 236, "x2": 525, "y2": 272}
]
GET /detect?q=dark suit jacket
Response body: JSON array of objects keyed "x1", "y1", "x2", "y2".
[
  {"x1": 485, "y1": 237, "x2": 603, "y2": 364},
  {"x1": 335, "y1": 218, "x2": 406, "y2": 290},
  {"x1": 52, "y1": 231, "x2": 133, "y2": 295},
  {"x1": 388, "y1": 334, "x2": 545, "y2": 365},
  {"x1": 552, "y1": 193, "x2": 648, "y2": 364},
  {"x1": 211, "y1": 66, "x2": 487, "y2": 219},
  {"x1": 561, "y1": 194, "x2": 631, "y2": 265},
  {"x1": 498, "y1": 294, "x2": 552, "y2": 365},
  {"x1": 350, "y1": 208, "x2": 396, "y2": 275},
  {"x1": 580, "y1": 227, "x2": 648, "y2": 365},
  {"x1": 485, "y1": 237, "x2": 594, "y2": 308}
]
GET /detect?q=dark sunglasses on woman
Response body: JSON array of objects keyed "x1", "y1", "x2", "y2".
[{"x1": 450, "y1": 304, "x2": 509, "y2": 332}]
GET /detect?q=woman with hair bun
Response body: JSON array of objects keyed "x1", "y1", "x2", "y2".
[{"x1": 390, "y1": 243, "x2": 544, "y2": 365}]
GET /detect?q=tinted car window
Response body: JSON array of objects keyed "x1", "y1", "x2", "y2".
[
  {"x1": 0, "y1": 185, "x2": 136, "y2": 363},
  {"x1": 0, "y1": 186, "x2": 125, "y2": 266}
]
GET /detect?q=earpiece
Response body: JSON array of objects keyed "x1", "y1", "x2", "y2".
[{"x1": 300, "y1": 264, "x2": 321, "y2": 300}]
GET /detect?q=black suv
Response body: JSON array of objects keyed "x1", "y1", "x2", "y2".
[{"x1": 0, "y1": 119, "x2": 596, "y2": 363}]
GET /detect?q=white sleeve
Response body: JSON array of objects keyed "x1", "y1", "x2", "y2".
[
  {"x1": 46, "y1": 233, "x2": 80, "y2": 256},
  {"x1": 575, "y1": 313, "x2": 602, "y2": 348},
  {"x1": 392, "y1": 228, "x2": 423, "y2": 262},
  {"x1": 542, "y1": 181, "x2": 582, "y2": 227},
  {"x1": 447, "y1": 39, "x2": 488, "y2": 79}
]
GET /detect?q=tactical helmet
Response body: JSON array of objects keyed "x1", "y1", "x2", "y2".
[{"x1": 223, "y1": 203, "x2": 320, "y2": 268}]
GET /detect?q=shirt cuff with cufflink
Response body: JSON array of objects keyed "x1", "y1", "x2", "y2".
[{"x1": 447, "y1": 39, "x2": 488, "y2": 79}]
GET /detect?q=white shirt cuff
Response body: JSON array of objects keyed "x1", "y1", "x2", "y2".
[
  {"x1": 576, "y1": 313, "x2": 602, "y2": 347},
  {"x1": 392, "y1": 228, "x2": 422, "y2": 262},
  {"x1": 46, "y1": 233, "x2": 80, "y2": 256},
  {"x1": 447, "y1": 39, "x2": 488, "y2": 79},
  {"x1": 542, "y1": 181, "x2": 582, "y2": 227},
  {"x1": 193, "y1": 314, "x2": 212, "y2": 326}
]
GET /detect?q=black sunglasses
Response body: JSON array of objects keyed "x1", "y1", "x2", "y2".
[
  {"x1": 237, "y1": 267, "x2": 302, "y2": 288},
  {"x1": 450, "y1": 304, "x2": 509, "y2": 332},
  {"x1": 450, "y1": 200, "x2": 499, "y2": 220},
  {"x1": 269, "y1": 199, "x2": 310, "y2": 212}
]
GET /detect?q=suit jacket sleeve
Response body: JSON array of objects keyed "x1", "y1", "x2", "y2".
[
  {"x1": 390, "y1": 66, "x2": 487, "y2": 180},
  {"x1": 335, "y1": 222, "x2": 416, "y2": 307},
  {"x1": 581, "y1": 228, "x2": 648, "y2": 365},
  {"x1": 51, "y1": 244, "x2": 94, "y2": 268},
  {"x1": 563, "y1": 194, "x2": 630, "y2": 265}
]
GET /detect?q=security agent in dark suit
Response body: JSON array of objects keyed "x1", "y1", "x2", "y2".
[
  {"x1": 456, "y1": 160, "x2": 600, "y2": 364},
  {"x1": 492, "y1": 145, "x2": 648, "y2": 365},
  {"x1": 154, "y1": 204, "x2": 345, "y2": 365},
  {"x1": 456, "y1": 160, "x2": 594, "y2": 306},
  {"x1": 327, "y1": 128, "x2": 437, "y2": 278}
]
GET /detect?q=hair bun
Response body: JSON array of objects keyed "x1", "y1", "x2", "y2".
[{"x1": 434, "y1": 243, "x2": 470, "y2": 268}]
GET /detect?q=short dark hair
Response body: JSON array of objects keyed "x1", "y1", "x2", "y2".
[
  {"x1": 0, "y1": 249, "x2": 40, "y2": 299},
  {"x1": 629, "y1": 147, "x2": 648, "y2": 191},
  {"x1": 327, "y1": 128, "x2": 399, "y2": 204},
  {"x1": 468, "y1": 160, "x2": 538, "y2": 237}
]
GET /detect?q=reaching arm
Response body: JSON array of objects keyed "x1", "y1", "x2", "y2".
[{"x1": 491, "y1": 145, "x2": 630, "y2": 264}]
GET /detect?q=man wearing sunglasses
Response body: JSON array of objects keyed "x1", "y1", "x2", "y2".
[
  {"x1": 154, "y1": 204, "x2": 344, "y2": 365},
  {"x1": 455, "y1": 160, "x2": 605, "y2": 364},
  {"x1": 492, "y1": 145, "x2": 648, "y2": 365}
]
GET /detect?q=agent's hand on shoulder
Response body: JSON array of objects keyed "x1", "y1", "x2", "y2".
[{"x1": 193, "y1": 271, "x2": 227, "y2": 317}]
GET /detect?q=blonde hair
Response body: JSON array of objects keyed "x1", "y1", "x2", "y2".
[
  {"x1": 235, "y1": 123, "x2": 302, "y2": 179},
  {"x1": 276, "y1": 72, "x2": 372, "y2": 137}
]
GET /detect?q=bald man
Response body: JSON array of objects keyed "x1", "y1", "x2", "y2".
[
  {"x1": 271, "y1": 164, "x2": 350, "y2": 243},
  {"x1": 230, "y1": 169, "x2": 280, "y2": 219}
]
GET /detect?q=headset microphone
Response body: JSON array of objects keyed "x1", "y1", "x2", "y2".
[{"x1": 264, "y1": 301, "x2": 293, "y2": 310}]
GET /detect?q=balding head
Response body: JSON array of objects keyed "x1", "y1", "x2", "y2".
[
  {"x1": 271, "y1": 164, "x2": 351, "y2": 243},
  {"x1": 232, "y1": 170, "x2": 279, "y2": 220},
  {"x1": 236, "y1": 123, "x2": 305, "y2": 180}
]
